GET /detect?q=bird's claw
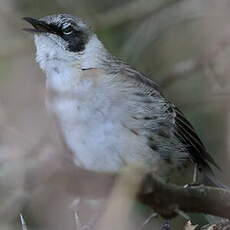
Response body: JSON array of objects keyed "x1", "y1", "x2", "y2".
[{"x1": 184, "y1": 183, "x2": 203, "y2": 188}]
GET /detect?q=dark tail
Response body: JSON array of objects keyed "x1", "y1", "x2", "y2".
[
  {"x1": 203, "y1": 169, "x2": 229, "y2": 189},
  {"x1": 202, "y1": 168, "x2": 229, "y2": 223}
]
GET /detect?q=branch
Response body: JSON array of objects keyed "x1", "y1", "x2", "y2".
[
  {"x1": 138, "y1": 176, "x2": 230, "y2": 219},
  {"x1": 56, "y1": 167, "x2": 230, "y2": 220},
  {"x1": 26, "y1": 160, "x2": 230, "y2": 220}
]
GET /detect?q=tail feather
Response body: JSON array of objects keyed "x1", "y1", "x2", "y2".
[
  {"x1": 202, "y1": 168, "x2": 229, "y2": 224},
  {"x1": 203, "y1": 168, "x2": 229, "y2": 189}
]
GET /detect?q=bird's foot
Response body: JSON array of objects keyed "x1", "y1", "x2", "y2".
[{"x1": 184, "y1": 183, "x2": 203, "y2": 188}]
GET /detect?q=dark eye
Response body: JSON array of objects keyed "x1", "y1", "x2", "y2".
[{"x1": 62, "y1": 25, "x2": 74, "y2": 35}]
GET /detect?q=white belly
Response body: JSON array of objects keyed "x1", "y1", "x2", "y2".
[
  {"x1": 49, "y1": 95, "x2": 160, "y2": 172},
  {"x1": 45, "y1": 66, "x2": 161, "y2": 172}
]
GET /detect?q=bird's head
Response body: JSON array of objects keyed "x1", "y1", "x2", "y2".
[{"x1": 23, "y1": 14, "x2": 105, "y2": 70}]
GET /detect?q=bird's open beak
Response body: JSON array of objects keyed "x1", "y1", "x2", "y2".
[{"x1": 22, "y1": 17, "x2": 53, "y2": 33}]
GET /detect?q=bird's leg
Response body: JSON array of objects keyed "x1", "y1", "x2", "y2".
[
  {"x1": 184, "y1": 164, "x2": 202, "y2": 188},
  {"x1": 192, "y1": 163, "x2": 198, "y2": 184}
]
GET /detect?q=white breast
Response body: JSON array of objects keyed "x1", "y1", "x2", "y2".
[{"x1": 46, "y1": 65, "x2": 160, "y2": 172}]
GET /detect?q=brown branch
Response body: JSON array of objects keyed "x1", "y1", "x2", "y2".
[
  {"x1": 60, "y1": 167, "x2": 230, "y2": 220},
  {"x1": 26, "y1": 161, "x2": 230, "y2": 220},
  {"x1": 138, "y1": 176, "x2": 230, "y2": 219}
]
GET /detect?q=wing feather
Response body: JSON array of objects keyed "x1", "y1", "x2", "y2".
[
  {"x1": 119, "y1": 64, "x2": 220, "y2": 171},
  {"x1": 173, "y1": 106, "x2": 220, "y2": 170}
]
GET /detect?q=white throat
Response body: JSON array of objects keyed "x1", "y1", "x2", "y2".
[
  {"x1": 35, "y1": 34, "x2": 110, "y2": 94},
  {"x1": 35, "y1": 34, "x2": 109, "y2": 73}
]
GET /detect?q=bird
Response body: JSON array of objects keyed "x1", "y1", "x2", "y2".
[{"x1": 23, "y1": 13, "x2": 221, "y2": 186}]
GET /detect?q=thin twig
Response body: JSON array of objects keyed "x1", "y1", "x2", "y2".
[
  {"x1": 74, "y1": 211, "x2": 81, "y2": 230},
  {"x1": 141, "y1": 212, "x2": 158, "y2": 227},
  {"x1": 19, "y1": 214, "x2": 28, "y2": 230}
]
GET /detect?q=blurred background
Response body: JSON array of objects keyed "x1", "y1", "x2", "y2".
[{"x1": 1, "y1": 0, "x2": 230, "y2": 229}]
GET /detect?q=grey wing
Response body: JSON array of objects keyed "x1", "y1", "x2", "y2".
[
  {"x1": 123, "y1": 67, "x2": 219, "y2": 172},
  {"x1": 172, "y1": 105, "x2": 219, "y2": 172}
]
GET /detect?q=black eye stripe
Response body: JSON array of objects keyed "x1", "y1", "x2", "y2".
[
  {"x1": 45, "y1": 23, "x2": 62, "y2": 35},
  {"x1": 47, "y1": 22, "x2": 88, "y2": 52}
]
